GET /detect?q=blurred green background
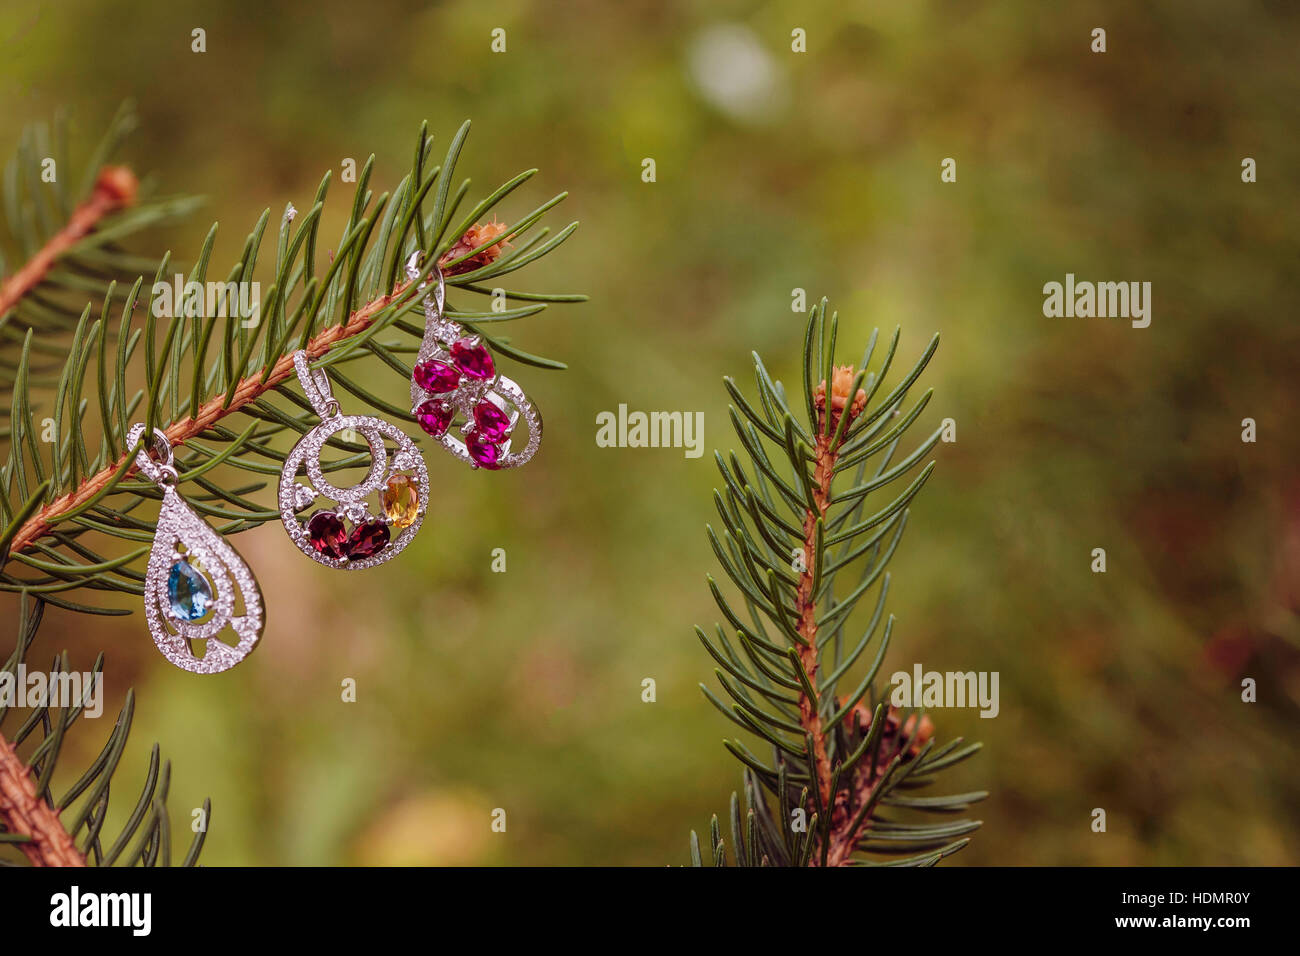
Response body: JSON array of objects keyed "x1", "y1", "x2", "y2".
[{"x1": 2, "y1": 0, "x2": 1298, "y2": 865}]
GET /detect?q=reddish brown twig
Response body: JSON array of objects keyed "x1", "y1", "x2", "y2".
[
  {"x1": 793, "y1": 429, "x2": 839, "y2": 805},
  {"x1": 821, "y1": 701, "x2": 933, "y2": 866},
  {"x1": 0, "y1": 732, "x2": 85, "y2": 866},
  {"x1": 790, "y1": 368, "x2": 859, "y2": 861},
  {"x1": 796, "y1": 366, "x2": 933, "y2": 866},
  {"x1": 0, "y1": 166, "x2": 138, "y2": 318}
]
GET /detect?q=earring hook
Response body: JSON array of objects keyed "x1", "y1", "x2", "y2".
[{"x1": 405, "y1": 250, "x2": 445, "y2": 319}]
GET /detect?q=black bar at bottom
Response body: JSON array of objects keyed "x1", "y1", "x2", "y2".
[{"x1": 1, "y1": 865, "x2": 1286, "y2": 942}]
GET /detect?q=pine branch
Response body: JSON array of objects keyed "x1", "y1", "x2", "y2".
[
  {"x1": 792, "y1": 389, "x2": 845, "y2": 807},
  {"x1": 1, "y1": 594, "x2": 204, "y2": 867},
  {"x1": 691, "y1": 300, "x2": 985, "y2": 867},
  {"x1": 4, "y1": 244, "x2": 483, "y2": 559},
  {"x1": 0, "y1": 109, "x2": 214, "y2": 866},
  {"x1": 0, "y1": 731, "x2": 85, "y2": 866},
  {"x1": 0, "y1": 107, "x2": 200, "y2": 394},
  {"x1": 0, "y1": 166, "x2": 137, "y2": 320},
  {"x1": 0, "y1": 114, "x2": 583, "y2": 607},
  {"x1": 0, "y1": 109, "x2": 582, "y2": 866}
]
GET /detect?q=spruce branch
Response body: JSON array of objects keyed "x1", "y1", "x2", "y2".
[
  {"x1": 1, "y1": 593, "x2": 205, "y2": 867},
  {"x1": 0, "y1": 108, "x2": 582, "y2": 866},
  {"x1": 790, "y1": 368, "x2": 861, "y2": 827},
  {"x1": 0, "y1": 731, "x2": 86, "y2": 866},
  {"x1": 0, "y1": 114, "x2": 582, "y2": 605},
  {"x1": 4, "y1": 243, "x2": 491, "y2": 560},
  {"x1": 0, "y1": 166, "x2": 137, "y2": 320},
  {"x1": 692, "y1": 301, "x2": 985, "y2": 867},
  {"x1": 0, "y1": 103, "x2": 202, "y2": 391},
  {"x1": 0, "y1": 110, "x2": 216, "y2": 867}
]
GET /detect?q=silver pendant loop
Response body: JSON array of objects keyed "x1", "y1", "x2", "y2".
[
  {"x1": 406, "y1": 250, "x2": 446, "y2": 320},
  {"x1": 131, "y1": 425, "x2": 179, "y2": 487},
  {"x1": 294, "y1": 351, "x2": 341, "y2": 420}
]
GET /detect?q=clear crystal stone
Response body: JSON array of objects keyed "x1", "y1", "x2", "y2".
[{"x1": 292, "y1": 484, "x2": 315, "y2": 511}]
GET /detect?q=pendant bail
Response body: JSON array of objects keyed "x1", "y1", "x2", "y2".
[
  {"x1": 405, "y1": 250, "x2": 445, "y2": 320},
  {"x1": 294, "y1": 351, "x2": 340, "y2": 419},
  {"x1": 127, "y1": 423, "x2": 180, "y2": 488}
]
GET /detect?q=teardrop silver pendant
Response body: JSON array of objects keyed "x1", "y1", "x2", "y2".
[{"x1": 130, "y1": 424, "x2": 264, "y2": 674}]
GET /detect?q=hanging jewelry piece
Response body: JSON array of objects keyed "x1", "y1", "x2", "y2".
[
  {"x1": 279, "y1": 350, "x2": 429, "y2": 569},
  {"x1": 131, "y1": 423, "x2": 264, "y2": 674},
  {"x1": 406, "y1": 251, "x2": 542, "y2": 469}
]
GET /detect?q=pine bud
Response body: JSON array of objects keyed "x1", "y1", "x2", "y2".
[
  {"x1": 903, "y1": 713, "x2": 934, "y2": 754},
  {"x1": 813, "y1": 365, "x2": 867, "y2": 428},
  {"x1": 93, "y1": 165, "x2": 138, "y2": 208},
  {"x1": 440, "y1": 219, "x2": 511, "y2": 274}
]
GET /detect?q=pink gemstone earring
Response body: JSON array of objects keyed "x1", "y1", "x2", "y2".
[{"x1": 406, "y1": 252, "x2": 542, "y2": 470}]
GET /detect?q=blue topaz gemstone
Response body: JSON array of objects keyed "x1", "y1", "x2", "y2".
[{"x1": 167, "y1": 559, "x2": 213, "y2": 621}]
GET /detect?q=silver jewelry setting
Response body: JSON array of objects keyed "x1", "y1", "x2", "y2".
[
  {"x1": 278, "y1": 351, "x2": 429, "y2": 570},
  {"x1": 131, "y1": 423, "x2": 264, "y2": 674},
  {"x1": 406, "y1": 252, "x2": 542, "y2": 469}
]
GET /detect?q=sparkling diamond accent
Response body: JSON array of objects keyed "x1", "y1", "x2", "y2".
[
  {"x1": 392, "y1": 449, "x2": 422, "y2": 471},
  {"x1": 291, "y1": 483, "x2": 316, "y2": 511}
]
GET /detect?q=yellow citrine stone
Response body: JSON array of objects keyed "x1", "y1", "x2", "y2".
[{"x1": 381, "y1": 474, "x2": 420, "y2": 528}]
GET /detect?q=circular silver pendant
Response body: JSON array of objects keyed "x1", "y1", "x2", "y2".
[{"x1": 278, "y1": 353, "x2": 430, "y2": 570}]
